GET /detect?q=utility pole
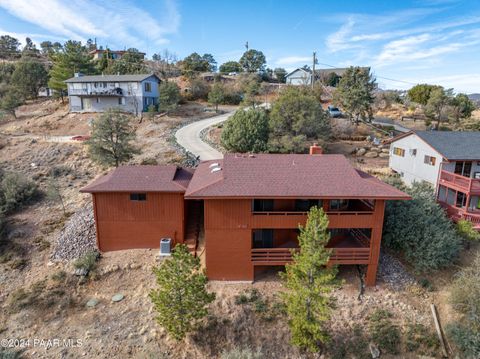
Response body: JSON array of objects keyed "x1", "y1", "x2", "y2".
[
  {"x1": 312, "y1": 51, "x2": 316, "y2": 89},
  {"x1": 245, "y1": 41, "x2": 249, "y2": 51}
]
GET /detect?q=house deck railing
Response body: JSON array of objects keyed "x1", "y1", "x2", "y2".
[
  {"x1": 439, "y1": 170, "x2": 480, "y2": 193},
  {"x1": 439, "y1": 201, "x2": 480, "y2": 228},
  {"x1": 251, "y1": 246, "x2": 371, "y2": 265},
  {"x1": 252, "y1": 210, "x2": 374, "y2": 216}
]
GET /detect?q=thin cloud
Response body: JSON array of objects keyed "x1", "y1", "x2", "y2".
[
  {"x1": 275, "y1": 56, "x2": 311, "y2": 66},
  {"x1": 0, "y1": 0, "x2": 180, "y2": 49}
]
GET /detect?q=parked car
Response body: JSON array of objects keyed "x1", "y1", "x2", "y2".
[{"x1": 327, "y1": 105, "x2": 342, "y2": 118}]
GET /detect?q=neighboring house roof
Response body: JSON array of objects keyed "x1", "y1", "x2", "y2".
[
  {"x1": 64, "y1": 73, "x2": 160, "y2": 83},
  {"x1": 80, "y1": 165, "x2": 193, "y2": 193},
  {"x1": 387, "y1": 130, "x2": 480, "y2": 161},
  {"x1": 185, "y1": 153, "x2": 410, "y2": 199},
  {"x1": 285, "y1": 67, "x2": 371, "y2": 80},
  {"x1": 89, "y1": 49, "x2": 146, "y2": 55}
]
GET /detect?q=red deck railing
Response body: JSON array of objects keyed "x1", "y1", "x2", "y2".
[
  {"x1": 252, "y1": 210, "x2": 373, "y2": 216},
  {"x1": 439, "y1": 170, "x2": 480, "y2": 193},
  {"x1": 251, "y1": 247, "x2": 371, "y2": 265},
  {"x1": 439, "y1": 202, "x2": 480, "y2": 228}
]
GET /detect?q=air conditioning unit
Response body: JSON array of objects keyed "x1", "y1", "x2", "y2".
[{"x1": 159, "y1": 238, "x2": 171, "y2": 256}]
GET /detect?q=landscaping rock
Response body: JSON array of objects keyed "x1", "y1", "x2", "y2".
[
  {"x1": 51, "y1": 204, "x2": 97, "y2": 262},
  {"x1": 379, "y1": 153, "x2": 390, "y2": 158},
  {"x1": 378, "y1": 251, "x2": 416, "y2": 291},
  {"x1": 356, "y1": 148, "x2": 367, "y2": 156},
  {"x1": 112, "y1": 294, "x2": 125, "y2": 302},
  {"x1": 370, "y1": 147, "x2": 381, "y2": 152},
  {"x1": 74, "y1": 268, "x2": 88, "y2": 276},
  {"x1": 364, "y1": 151, "x2": 379, "y2": 158},
  {"x1": 381, "y1": 148, "x2": 390, "y2": 153},
  {"x1": 86, "y1": 298, "x2": 99, "y2": 308},
  {"x1": 369, "y1": 343, "x2": 380, "y2": 358}
]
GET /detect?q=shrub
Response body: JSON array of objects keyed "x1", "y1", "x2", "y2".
[
  {"x1": 221, "y1": 347, "x2": 263, "y2": 359},
  {"x1": 0, "y1": 171, "x2": 39, "y2": 214},
  {"x1": 447, "y1": 253, "x2": 480, "y2": 357},
  {"x1": 405, "y1": 323, "x2": 439, "y2": 354},
  {"x1": 269, "y1": 86, "x2": 330, "y2": 153},
  {"x1": 73, "y1": 251, "x2": 99, "y2": 274},
  {"x1": 368, "y1": 309, "x2": 401, "y2": 354},
  {"x1": 159, "y1": 81, "x2": 180, "y2": 113},
  {"x1": 456, "y1": 219, "x2": 480, "y2": 242},
  {"x1": 383, "y1": 181, "x2": 462, "y2": 271},
  {"x1": 221, "y1": 108, "x2": 269, "y2": 153},
  {"x1": 185, "y1": 79, "x2": 209, "y2": 101}
]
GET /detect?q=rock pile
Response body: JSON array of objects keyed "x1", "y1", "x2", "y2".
[
  {"x1": 355, "y1": 144, "x2": 390, "y2": 158},
  {"x1": 51, "y1": 204, "x2": 97, "y2": 261},
  {"x1": 378, "y1": 250, "x2": 416, "y2": 291}
]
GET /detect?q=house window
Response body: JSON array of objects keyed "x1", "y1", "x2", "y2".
[
  {"x1": 102, "y1": 82, "x2": 107, "y2": 88},
  {"x1": 454, "y1": 161, "x2": 472, "y2": 177},
  {"x1": 456, "y1": 191, "x2": 467, "y2": 208},
  {"x1": 144, "y1": 82, "x2": 151, "y2": 92},
  {"x1": 130, "y1": 193, "x2": 147, "y2": 201},
  {"x1": 424, "y1": 155, "x2": 436, "y2": 166},
  {"x1": 330, "y1": 199, "x2": 349, "y2": 211},
  {"x1": 410, "y1": 149, "x2": 417, "y2": 156},
  {"x1": 118, "y1": 97, "x2": 125, "y2": 105},
  {"x1": 96, "y1": 98, "x2": 100, "y2": 103},
  {"x1": 393, "y1": 147, "x2": 405, "y2": 157},
  {"x1": 252, "y1": 199, "x2": 274, "y2": 212}
]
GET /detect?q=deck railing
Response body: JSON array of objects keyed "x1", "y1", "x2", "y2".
[
  {"x1": 252, "y1": 210, "x2": 373, "y2": 216},
  {"x1": 439, "y1": 201, "x2": 480, "y2": 227},
  {"x1": 439, "y1": 170, "x2": 480, "y2": 193},
  {"x1": 251, "y1": 247, "x2": 371, "y2": 265}
]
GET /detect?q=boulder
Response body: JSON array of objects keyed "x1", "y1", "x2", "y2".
[
  {"x1": 364, "y1": 152, "x2": 379, "y2": 158},
  {"x1": 112, "y1": 293, "x2": 125, "y2": 302},
  {"x1": 356, "y1": 148, "x2": 367, "y2": 156},
  {"x1": 381, "y1": 148, "x2": 390, "y2": 153},
  {"x1": 379, "y1": 153, "x2": 390, "y2": 158}
]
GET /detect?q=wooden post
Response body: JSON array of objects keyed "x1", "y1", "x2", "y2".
[
  {"x1": 431, "y1": 304, "x2": 448, "y2": 358},
  {"x1": 366, "y1": 200, "x2": 385, "y2": 286}
]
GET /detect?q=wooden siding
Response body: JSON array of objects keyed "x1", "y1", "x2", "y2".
[
  {"x1": 94, "y1": 192, "x2": 184, "y2": 251},
  {"x1": 204, "y1": 198, "x2": 386, "y2": 284}
]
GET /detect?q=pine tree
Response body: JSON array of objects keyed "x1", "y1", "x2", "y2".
[
  {"x1": 48, "y1": 40, "x2": 95, "y2": 100},
  {"x1": 11, "y1": 60, "x2": 48, "y2": 99},
  {"x1": 158, "y1": 81, "x2": 180, "y2": 113},
  {"x1": 208, "y1": 82, "x2": 225, "y2": 112},
  {"x1": 281, "y1": 207, "x2": 337, "y2": 352},
  {"x1": 87, "y1": 109, "x2": 139, "y2": 167},
  {"x1": 149, "y1": 244, "x2": 215, "y2": 340}
]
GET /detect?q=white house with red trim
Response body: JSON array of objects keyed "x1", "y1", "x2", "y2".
[{"x1": 388, "y1": 130, "x2": 480, "y2": 229}]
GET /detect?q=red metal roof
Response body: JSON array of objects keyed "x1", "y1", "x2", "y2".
[
  {"x1": 185, "y1": 154, "x2": 410, "y2": 199},
  {"x1": 80, "y1": 165, "x2": 193, "y2": 193}
]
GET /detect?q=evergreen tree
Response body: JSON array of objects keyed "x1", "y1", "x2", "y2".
[
  {"x1": 11, "y1": 60, "x2": 48, "y2": 99},
  {"x1": 273, "y1": 67, "x2": 287, "y2": 83},
  {"x1": 269, "y1": 86, "x2": 330, "y2": 153},
  {"x1": 333, "y1": 66, "x2": 376, "y2": 125},
  {"x1": 0, "y1": 35, "x2": 20, "y2": 59},
  {"x1": 158, "y1": 81, "x2": 181, "y2": 113},
  {"x1": 281, "y1": 207, "x2": 337, "y2": 352},
  {"x1": 48, "y1": 40, "x2": 95, "y2": 100},
  {"x1": 87, "y1": 109, "x2": 138, "y2": 167},
  {"x1": 106, "y1": 48, "x2": 147, "y2": 74},
  {"x1": 221, "y1": 108, "x2": 269, "y2": 152},
  {"x1": 219, "y1": 61, "x2": 243, "y2": 73},
  {"x1": 149, "y1": 244, "x2": 215, "y2": 340},
  {"x1": 0, "y1": 86, "x2": 23, "y2": 118},
  {"x1": 239, "y1": 49, "x2": 266, "y2": 73},
  {"x1": 208, "y1": 82, "x2": 225, "y2": 112}
]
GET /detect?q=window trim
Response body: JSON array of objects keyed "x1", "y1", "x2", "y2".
[
  {"x1": 424, "y1": 155, "x2": 436, "y2": 166},
  {"x1": 393, "y1": 147, "x2": 405, "y2": 157}
]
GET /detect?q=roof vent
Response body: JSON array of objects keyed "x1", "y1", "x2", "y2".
[
  {"x1": 211, "y1": 167, "x2": 222, "y2": 173},
  {"x1": 209, "y1": 162, "x2": 219, "y2": 168}
]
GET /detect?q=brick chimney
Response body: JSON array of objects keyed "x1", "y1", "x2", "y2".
[{"x1": 309, "y1": 143, "x2": 323, "y2": 155}]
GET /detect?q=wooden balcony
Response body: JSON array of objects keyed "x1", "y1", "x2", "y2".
[
  {"x1": 439, "y1": 202, "x2": 480, "y2": 230},
  {"x1": 251, "y1": 210, "x2": 375, "y2": 229},
  {"x1": 251, "y1": 236, "x2": 372, "y2": 266},
  {"x1": 439, "y1": 170, "x2": 480, "y2": 194}
]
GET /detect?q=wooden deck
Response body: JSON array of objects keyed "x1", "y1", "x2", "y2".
[{"x1": 439, "y1": 170, "x2": 480, "y2": 194}]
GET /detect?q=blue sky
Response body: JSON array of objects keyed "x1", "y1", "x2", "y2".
[{"x1": 1, "y1": 0, "x2": 480, "y2": 92}]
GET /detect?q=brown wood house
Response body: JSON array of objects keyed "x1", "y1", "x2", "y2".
[{"x1": 81, "y1": 146, "x2": 410, "y2": 286}]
